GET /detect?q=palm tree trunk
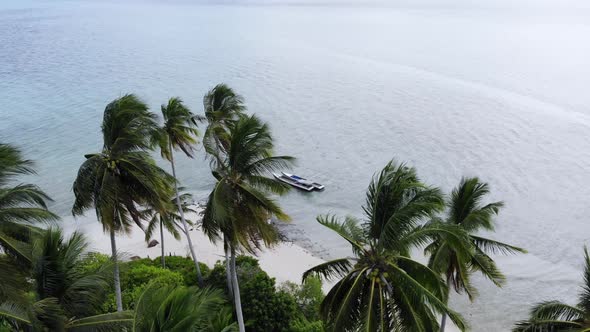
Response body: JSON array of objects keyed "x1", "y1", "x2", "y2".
[
  {"x1": 224, "y1": 237, "x2": 233, "y2": 298},
  {"x1": 170, "y1": 147, "x2": 203, "y2": 286},
  {"x1": 160, "y1": 220, "x2": 165, "y2": 268},
  {"x1": 440, "y1": 275, "x2": 452, "y2": 332},
  {"x1": 109, "y1": 229, "x2": 123, "y2": 312},
  {"x1": 230, "y1": 247, "x2": 245, "y2": 332}
]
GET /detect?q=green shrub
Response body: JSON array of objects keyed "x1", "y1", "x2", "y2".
[
  {"x1": 280, "y1": 276, "x2": 324, "y2": 321},
  {"x1": 77, "y1": 252, "x2": 111, "y2": 274},
  {"x1": 208, "y1": 255, "x2": 299, "y2": 332},
  {"x1": 289, "y1": 319, "x2": 325, "y2": 332},
  {"x1": 102, "y1": 264, "x2": 185, "y2": 312},
  {"x1": 159, "y1": 255, "x2": 210, "y2": 286}
]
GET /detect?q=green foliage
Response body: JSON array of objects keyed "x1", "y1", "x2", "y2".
[
  {"x1": 160, "y1": 255, "x2": 210, "y2": 286},
  {"x1": 208, "y1": 256, "x2": 299, "y2": 332},
  {"x1": 240, "y1": 270, "x2": 297, "y2": 332},
  {"x1": 124, "y1": 264, "x2": 184, "y2": 290},
  {"x1": 281, "y1": 277, "x2": 324, "y2": 321},
  {"x1": 289, "y1": 319, "x2": 325, "y2": 332},
  {"x1": 102, "y1": 263, "x2": 185, "y2": 312},
  {"x1": 77, "y1": 252, "x2": 111, "y2": 274},
  {"x1": 125, "y1": 256, "x2": 210, "y2": 286}
]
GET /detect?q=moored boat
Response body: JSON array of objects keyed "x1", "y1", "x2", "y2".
[{"x1": 273, "y1": 172, "x2": 324, "y2": 191}]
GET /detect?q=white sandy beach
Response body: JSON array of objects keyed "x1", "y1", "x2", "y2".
[{"x1": 61, "y1": 209, "x2": 327, "y2": 288}]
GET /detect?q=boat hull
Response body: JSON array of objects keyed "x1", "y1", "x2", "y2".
[{"x1": 273, "y1": 173, "x2": 315, "y2": 191}]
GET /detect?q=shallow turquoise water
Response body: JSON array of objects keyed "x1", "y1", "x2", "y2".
[{"x1": 1, "y1": 0, "x2": 590, "y2": 330}]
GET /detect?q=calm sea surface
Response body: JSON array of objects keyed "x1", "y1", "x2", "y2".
[{"x1": 1, "y1": 0, "x2": 590, "y2": 330}]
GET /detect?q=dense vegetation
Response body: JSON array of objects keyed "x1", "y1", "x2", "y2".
[{"x1": 0, "y1": 84, "x2": 577, "y2": 331}]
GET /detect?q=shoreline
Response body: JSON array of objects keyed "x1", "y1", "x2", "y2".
[{"x1": 60, "y1": 209, "x2": 328, "y2": 290}]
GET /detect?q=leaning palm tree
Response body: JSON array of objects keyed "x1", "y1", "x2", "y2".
[
  {"x1": 426, "y1": 177, "x2": 526, "y2": 332},
  {"x1": 513, "y1": 247, "x2": 590, "y2": 331},
  {"x1": 303, "y1": 162, "x2": 472, "y2": 332},
  {"x1": 72, "y1": 94, "x2": 174, "y2": 312},
  {"x1": 69, "y1": 283, "x2": 237, "y2": 332},
  {"x1": 202, "y1": 84, "x2": 247, "y2": 297},
  {"x1": 0, "y1": 227, "x2": 124, "y2": 331},
  {"x1": 153, "y1": 97, "x2": 204, "y2": 284},
  {"x1": 143, "y1": 188, "x2": 198, "y2": 268},
  {"x1": 202, "y1": 114, "x2": 294, "y2": 332},
  {"x1": 0, "y1": 143, "x2": 57, "y2": 263}
]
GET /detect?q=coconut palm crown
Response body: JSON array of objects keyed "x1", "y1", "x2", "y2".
[
  {"x1": 0, "y1": 143, "x2": 57, "y2": 262},
  {"x1": 202, "y1": 114, "x2": 294, "y2": 253},
  {"x1": 426, "y1": 178, "x2": 526, "y2": 331},
  {"x1": 202, "y1": 84, "x2": 246, "y2": 160},
  {"x1": 73, "y1": 94, "x2": 173, "y2": 234},
  {"x1": 0, "y1": 228, "x2": 118, "y2": 331},
  {"x1": 513, "y1": 247, "x2": 590, "y2": 332},
  {"x1": 303, "y1": 161, "x2": 473, "y2": 332}
]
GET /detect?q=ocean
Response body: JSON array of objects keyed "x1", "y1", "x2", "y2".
[{"x1": 1, "y1": 0, "x2": 590, "y2": 330}]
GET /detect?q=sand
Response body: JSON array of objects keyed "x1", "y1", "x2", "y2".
[{"x1": 61, "y1": 209, "x2": 326, "y2": 288}]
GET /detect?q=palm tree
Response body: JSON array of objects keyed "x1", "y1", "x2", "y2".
[
  {"x1": 513, "y1": 247, "x2": 590, "y2": 331},
  {"x1": 426, "y1": 177, "x2": 526, "y2": 332},
  {"x1": 70, "y1": 283, "x2": 237, "y2": 332},
  {"x1": 0, "y1": 227, "x2": 123, "y2": 331},
  {"x1": 202, "y1": 114, "x2": 294, "y2": 332},
  {"x1": 0, "y1": 143, "x2": 57, "y2": 263},
  {"x1": 72, "y1": 94, "x2": 174, "y2": 312},
  {"x1": 202, "y1": 84, "x2": 246, "y2": 298},
  {"x1": 143, "y1": 188, "x2": 198, "y2": 268},
  {"x1": 302, "y1": 162, "x2": 472, "y2": 332},
  {"x1": 152, "y1": 97, "x2": 205, "y2": 285}
]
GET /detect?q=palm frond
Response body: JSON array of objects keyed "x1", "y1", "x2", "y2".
[
  {"x1": 471, "y1": 235, "x2": 526, "y2": 256},
  {"x1": 578, "y1": 246, "x2": 590, "y2": 312},
  {"x1": 302, "y1": 258, "x2": 353, "y2": 283},
  {"x1": 388, "y1": 262, "x2": 467, "y2": 331},
  {"x1": 317, "y1": 215, "x2": 366, "y2": 254},
  {"x1": 0, "y1": 301, "x2": 31, "y2": 325},
  {"x1": 66, "y1": 311, "x2": 134, "y2": 331},
  {"x1": 0, "y1": 144, "x2": 36, "y2": 186},
  {"x1": 513, "y1": 301, "x2": 585, "y2": 332}
]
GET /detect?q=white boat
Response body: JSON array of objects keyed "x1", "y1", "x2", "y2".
[{"x1": 273, "y1": 172, "x2": 325, "y2": 191}]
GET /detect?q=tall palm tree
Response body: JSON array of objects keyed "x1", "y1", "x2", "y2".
[
  {"x1": 513, "y1": 247, "x2": 590, "y2": 331},
  {"x1": 202, "y1": 114, "x2": 294, "y2": 332},
  {"x1": 202, "y1": 84, "x2": 246, "y2": 298},
  {"x1": 426, "y1": 177, "x2": 526, "y2": 332},
  {"x1": 143, "y1": 188, "x2": 197, "y2": 268},
  {"x1": 302, "y1": 162, "x2": 472, "y2": 332},
  {"x1": 0, "y1": 143, "x2": 57, "y2": 262},
  {"x1": 69, "y1": 283, "x2": 237, "y2": 332},
  {"x1": 153, "y1": 97, "x2": 204, "y2": 284},
  {"x1": 72, "y1": 94, "x2": 174, "y2": 312},
  {"x1": 0, "y1": 227, "x2": 123, "y2": 331}
]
